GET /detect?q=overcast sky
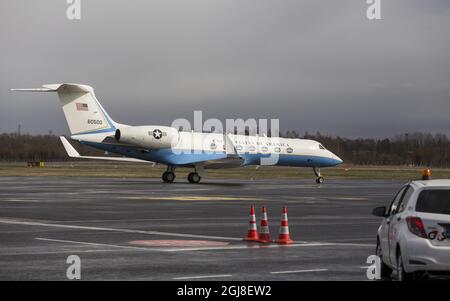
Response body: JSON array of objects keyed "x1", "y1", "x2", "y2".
[{"x1": 1, "y1": 0, "x2": 450, "y2": 138}]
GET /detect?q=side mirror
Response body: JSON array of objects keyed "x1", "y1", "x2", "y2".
[{"x1": 372, "y1": 206, "x2": 387, "y2": 217}]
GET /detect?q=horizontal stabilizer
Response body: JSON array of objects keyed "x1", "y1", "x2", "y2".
[
  {"x1": 10, "y1": 88, "x2": 56, "y2": 92},
  {"x1": 60, "y1": 136, "x2": 153, "y2": 164},
  {"x1": 11, "y1": 84, "x2": 92, "y2": 93}
]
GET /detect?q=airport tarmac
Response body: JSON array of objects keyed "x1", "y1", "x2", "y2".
[{"x1": 0, "y1": 176, "x2": 404, "y2": 280}]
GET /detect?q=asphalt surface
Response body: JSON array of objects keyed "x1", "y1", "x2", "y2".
[{"x1": 0, "y1": 176, "x2": 405, "y2": 280}]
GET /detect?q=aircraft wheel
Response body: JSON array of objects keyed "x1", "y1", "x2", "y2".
[
  {"x1": 162, "y1": 171, "x2": 175, "y2": 183},
  {"x1": 316, "y1": 176, "x2": 324, "y2": 184},
  {"x1": 188, "y1": 172, "x2": 201, "y2": 184}
]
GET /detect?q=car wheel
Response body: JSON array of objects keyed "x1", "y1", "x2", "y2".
[
  {"x1": 397, "y1": 250, "x2": 413, "y2": 281},
  {"x1": 376, "y1": 239, "x2": 392, "y2": 278}
]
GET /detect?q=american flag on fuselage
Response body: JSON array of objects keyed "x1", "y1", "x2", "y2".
[{"x1": 76, "y1": 103, "x2": 88, "y2": 111}]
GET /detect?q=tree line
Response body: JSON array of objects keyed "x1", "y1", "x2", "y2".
[
  {"x1": 284, "y1": 131, "x2": 450, "y2": 167},
  {"x1": 1, "y1": 132, "x2": 449, "y2": 167}
]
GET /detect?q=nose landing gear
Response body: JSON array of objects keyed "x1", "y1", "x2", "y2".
[{"x1": 313, "y1": 167, "x2": 324, "y2": 184}]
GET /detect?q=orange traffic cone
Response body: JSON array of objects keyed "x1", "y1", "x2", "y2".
[
  {"x1": 243, "y1": 205, "x2": 259, "y2": 241},
  {"x1": 258, "y1": 206, "x2": 272, "y2": 243},
  {"x1": 276, "y1": 206, "x2": 294, "y2": 244}
]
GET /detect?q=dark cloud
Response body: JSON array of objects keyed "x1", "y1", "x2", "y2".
[{"x1": 1, "y1": 0, "x2": 449, "y2": 138}]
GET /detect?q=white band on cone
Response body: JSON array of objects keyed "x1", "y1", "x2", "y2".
[
  {"x1": 279, "y1": 226, "x2": 289, "y2": 234},
  {"x1": 260, "y1": 227, "x2": 270, "y2": 234}
]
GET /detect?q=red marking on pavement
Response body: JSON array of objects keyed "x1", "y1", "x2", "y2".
[{"x1": 128, "y1": 240, "x2": 230, "y2": 247}]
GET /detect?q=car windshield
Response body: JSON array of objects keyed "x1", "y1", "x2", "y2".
[{"x1": 416, "y1": 190, "x2": 450, "y2": 215}]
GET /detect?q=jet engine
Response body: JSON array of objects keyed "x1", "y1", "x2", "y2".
[{"x1": 115, "y1": 126, "x2": 179, "y2": 149}]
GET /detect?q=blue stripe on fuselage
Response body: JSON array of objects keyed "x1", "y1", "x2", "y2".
[
  {"x1": 81, "y1": 142, "x2": 227, "y2": 165},
  {"x1": 81, "y1": 142, "x2": 342, "y2": 167}
]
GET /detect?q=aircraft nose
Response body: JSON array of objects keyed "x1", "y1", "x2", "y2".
[{"x1": 329, "y1": 151, "x2": 343, "y2": 165}]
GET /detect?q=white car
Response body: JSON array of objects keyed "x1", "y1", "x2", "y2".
[{"x1": 373, "y1": 180, "x2": 450, "y2": 280}]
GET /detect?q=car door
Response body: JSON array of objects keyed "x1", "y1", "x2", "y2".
[
  {"x1": 388, "y1": 185, "x2": 414, "y2": 264},
  {"x1": 380, "y1": 186, "x2": 407, "y2": 265}
]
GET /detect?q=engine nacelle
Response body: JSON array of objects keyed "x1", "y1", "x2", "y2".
[{"x1": 115, "y1": 126, "x2": 179, "y2": 149}]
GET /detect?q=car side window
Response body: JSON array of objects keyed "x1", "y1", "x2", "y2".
[
  {"x1": 397, "y1": 186, "x2": 413, "y2": 213},
  {"x1": 388, "y1": 186, "x2": 407, "y2": 215}
]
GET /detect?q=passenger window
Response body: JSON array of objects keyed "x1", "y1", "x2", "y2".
[
  {"x1": 389, "y1": 186, "x2": 407, "y2": 215},
  {"x1": 397, "y1": 186, "x2": 413, "y2": 213}
]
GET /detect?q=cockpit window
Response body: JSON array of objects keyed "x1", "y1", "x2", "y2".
[{"x1": 318, "y1": 144, "x2": 325, "y2": 150}]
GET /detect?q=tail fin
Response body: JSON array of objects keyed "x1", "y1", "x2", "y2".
[{"x1": 12, "y1": 83, "x2": 117, "y2": 135}]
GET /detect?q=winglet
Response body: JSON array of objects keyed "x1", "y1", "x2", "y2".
[
  {"x1": 224, "y1": 133, "x2": 240, "y2": 157},
  {"x1": 60, "y1": 136, "x2": 80, "y2": 157}
]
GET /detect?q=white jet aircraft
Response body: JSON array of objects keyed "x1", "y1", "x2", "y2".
[{"x1": 12, "y1": 83, "x2": 342, "y2": 183}]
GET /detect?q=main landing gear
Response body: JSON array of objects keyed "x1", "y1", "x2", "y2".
[
  {"x1": 161, "y1": 166, "x2": 203, "y2": 184},
  {"x1": 162, "y1": 166, "x2": 176, "y2": 183},
  {"x1": 313, "y1": 167, "x2": 324, "y2": 184},
  {"x1": 188, "y1": 166, "x2": 203, "y2": 184},
  {"x1": 187, "y1": 172, "x2": 201, "y2": 184}
]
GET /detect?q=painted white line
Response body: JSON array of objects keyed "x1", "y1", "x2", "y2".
[
  {"x1": 35, "y1": 238, "x2": 165, "y2": 252},
  {"x1": 324, "y1": 242, "x2": 374, "y2": 248},
  {"x1": 270, "y1": 269, "x2": 328, "y2": 274},
  {"x1": 173, "y1": 274, "x2": 232, "y2": 280},
  {"x1": 0, "y1": 218, "x2": 374, "y2": 253},
  {"x1": 35, "y1": 237, "x2": 332, "y2": 253},
  {"x1": 325, "y1": 237, "x2": 375, "y2": 242},
  {"x1": 35, "y1": 237, "x2": 373, "y2": 254},
  {"x1": 164, "y1": 242, "x2": 333, "y2": 252},
  {"x1": 0, "y1": 249, "x2": 117, "y2": 256},
  {"x1": 0, "y1": 199, "x2": 38, "y2": 203},
  {"x1": 164, "y1": 241, "x2": 374, "y2": 252},
  {"x1": 0, "y1": 218, "x2": 241, "y2": 241}
]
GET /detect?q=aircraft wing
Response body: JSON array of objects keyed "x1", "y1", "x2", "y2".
[
  {"x1": 197, "y1": 156, "x2": 244, "y2": 169},
  {"x1": 196, "y1": 134, "x2": 244, "y2": 169},
  {"x1": 60, "y1": 136, "x2": 153, "y2": 164}
]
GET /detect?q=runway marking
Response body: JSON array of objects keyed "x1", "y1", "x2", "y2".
[
  {"x1": 162, "y1": 242, "x2": 331, "y2": 252},
  {"x1": 325, "y1": 237, "x2": 375, "y2": 242},
  {"x1": 35, "y1": 237, "x2": 161, "y2": 250},
  {"x1": 173, "y1": 274, "x2": 232, "y2": 280},
  {"x1": 1, "y1": 218, "x2": 373, "y2": 253},
  {"x1": 0, "y1": 249, "x2": 120, "y2": 256},
  {"x1": 0, "y1": 218, "x2": 241, "y2": 241},
  {"x1": 129, "y1": 240, "x2": 230, "y2": 247},
  {"x1": 161, "y1": 242, "x2": 374, "y2": 252},
  {"x1": 124, "y1": 196, "x2": 259, "y2": 201},
  {"x1": 334, "y1": 197, "x2": 368, "y2": 201},
  {"x1": 270, "y1": 269, "x2": 328, "y2": 274},
  {"x1": 33, "y1": 237, "x2": 373, "y2": 254},
  {"x1": 324, "y1": 242, "x2": 374, "y2": 248},
  {"x1": 34, "y1": 238, "x2": 339, "y2": 253},
  {"x1": 35, "y1": 238, "x2": 162, "y2": 252},
  {"x1": 0, "y1": 199, "x2": 39, "y2": 203}
]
